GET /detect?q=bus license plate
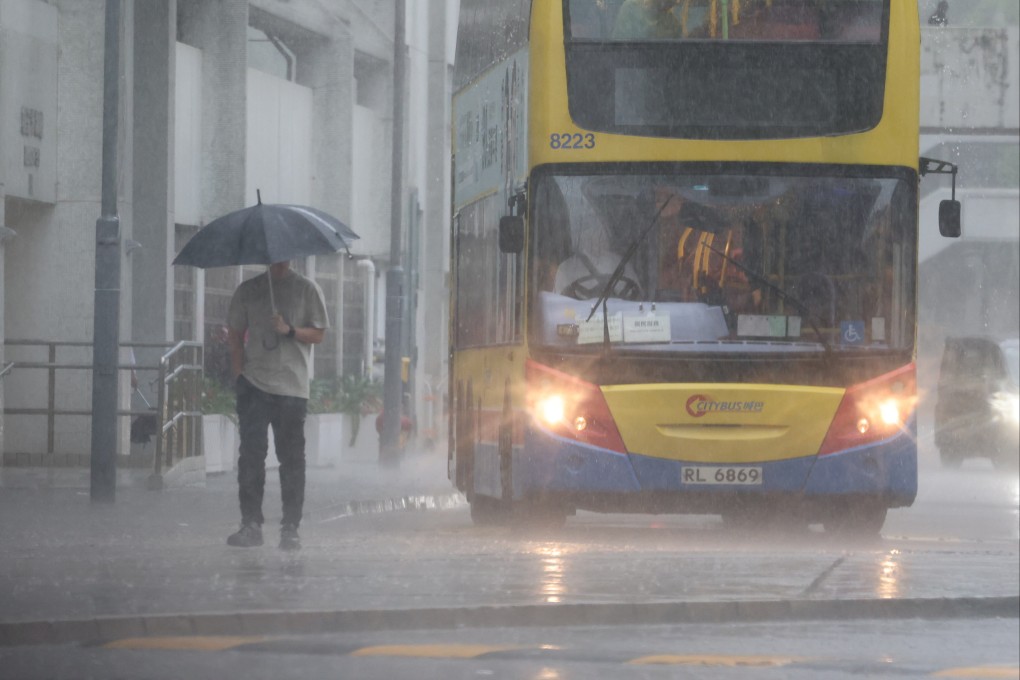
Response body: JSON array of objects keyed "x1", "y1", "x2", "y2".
[{"x1": 681, "y1": 466, "x2": 763, "y2": 485}]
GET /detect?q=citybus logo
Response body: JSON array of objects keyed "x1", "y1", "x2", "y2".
[{"x1": 685, "y1": 394, "x2": 765, "y2": 418}]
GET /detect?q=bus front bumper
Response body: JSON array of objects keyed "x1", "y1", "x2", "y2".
[{"x1": 518, "y1": 425, "x2": 917, "y2": 514}]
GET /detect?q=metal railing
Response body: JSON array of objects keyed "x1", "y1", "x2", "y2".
[
  {"x1": 2, "y1": 340, "x2": 204, "y2": 479},
  {"x1": 151, "y1": 341, "x2": 204, "y2": 488}
]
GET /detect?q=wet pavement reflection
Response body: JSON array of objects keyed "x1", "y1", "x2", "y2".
[{"x1": 0, "y1": 453, "x2": 1015, "y2": 626}]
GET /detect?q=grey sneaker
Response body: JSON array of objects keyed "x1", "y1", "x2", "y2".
[
  {"x1": 226, "y1": 523, "x2": 263, "y2": 547},
  {"x1": 279, "y1": 524, "x2": 301, "y2": 551}
]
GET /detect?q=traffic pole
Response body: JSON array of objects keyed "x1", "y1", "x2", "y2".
[
  {"x1": 380, "y1": 0, "x2": 407, "y2": 468},
  {"x1": 90, "y1": 0, "x2": 122, "y2": 502}
]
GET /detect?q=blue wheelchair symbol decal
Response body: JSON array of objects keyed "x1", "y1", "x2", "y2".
[{"x1": 841, "y1": 320, "x2": 865, "y2": 345}]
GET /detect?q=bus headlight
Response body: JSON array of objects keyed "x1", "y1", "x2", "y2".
[
  {"x1": 853, "y1": 398, "x2": 904, "y2": 435},
  {"x1": 878, "y1": 399, "x2": 902, "y2": 426},
  {"x1": 819, "y1": 364, "x2": 916, "y2": 455},
  {"x1": 535, "y1": 395, "x2": 590, "y2": 432},
  {"x1": 537, "y1": 394, "x2": 566, "y2": 426},
  {"x1": 991, "y1": 391, "x2": 1020, "y2": 425},
  {"x1": 526, "y1": 360, "x2": 628, "y2": 454}
]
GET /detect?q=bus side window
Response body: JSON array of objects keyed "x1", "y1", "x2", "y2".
[{"x1": 533, "y1": 178, "x2": 573, "y2": 292}]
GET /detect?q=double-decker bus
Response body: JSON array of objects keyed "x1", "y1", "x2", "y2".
[{"x1": 450, "y1": 0, "x2": 957, "y2": 533}]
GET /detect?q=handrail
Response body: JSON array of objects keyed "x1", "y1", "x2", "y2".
[
  {"x1": 5, "y1": 362, "x2": 144, "y2": 370},
  {"x1": 2, "y1": 339, "x2": 201, "y2": 477},
  {"x1": 161, "y1": 410, "x2": 204, "y2": 434},
  {"x1": 160, "y1": 340, "x2": 203, "y2": 363},
  {"x1": 151, "y1": 340, "x2": 205, "y2": 488},
  {"x1": 164, "y1": 362, "x2": 203, "y2": 383}
]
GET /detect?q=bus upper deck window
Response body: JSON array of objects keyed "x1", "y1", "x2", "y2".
[{"x1": 567, "y1": 0, "x2": 884, "y2": 44}]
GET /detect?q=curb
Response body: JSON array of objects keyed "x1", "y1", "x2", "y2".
[{"x1": 1, "y1": 596, "x2": 1016, "y2": 647}]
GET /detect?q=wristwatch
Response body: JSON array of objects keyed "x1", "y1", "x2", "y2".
[{"x1": 286, "y1": 325, "x2": 296, "y2": 339}]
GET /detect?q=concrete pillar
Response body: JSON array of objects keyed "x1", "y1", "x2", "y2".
[
  {"x1": 296, "y1": 24, "x2": 354, "y2": 229},
  {"x1": 422, "y1": 0, "x2": 450, "y2": 419},
  {"x1": 132, "y1": 1, "x2": 176, "y2": 353},
  {"x1": 0, "y1": 184, "x2": 7, "y2": 463},
  {"x1": 179, "y1": 0, "x2": 248, "y2": 220},
  {"x1": 292, "y1": 22, "x2": 354, "y2": 379}
]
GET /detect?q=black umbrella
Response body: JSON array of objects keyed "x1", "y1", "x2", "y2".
[
  {"x1": 173, "y1": 191, "x2": 359, "y2": 308},
  {"x1": 174, "y1": 191, "x2": 359, "y2": 268}
]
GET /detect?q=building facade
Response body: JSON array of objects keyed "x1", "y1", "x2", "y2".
[
  {"x1": 0, "y1": 0, "x2": 454, "y2": 464},
  {"x1": 1, "y1": 0, "x2": 1015, "y2": 466}
]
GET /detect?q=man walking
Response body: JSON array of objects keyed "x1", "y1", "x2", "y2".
[{"x1": 225, "y1": 260, "x2": 329, "y2": 551}]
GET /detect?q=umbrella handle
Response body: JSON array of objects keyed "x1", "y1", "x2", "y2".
[{"x1": 267, "y1": 265, "x2": 276, "y2": 313}]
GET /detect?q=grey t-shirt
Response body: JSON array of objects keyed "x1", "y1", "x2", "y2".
[{"x1": 227, "y1": 270, "x2": 329, "y2": 399}]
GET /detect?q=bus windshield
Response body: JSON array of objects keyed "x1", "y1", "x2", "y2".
[
  {"x1": 529, "y1": 168, "x2": 916, "y2": 354},
  {"x1": 568, "y1": 0, "x2": 885, "y2": 43}
]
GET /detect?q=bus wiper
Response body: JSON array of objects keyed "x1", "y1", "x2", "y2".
[
  {"x1": 585, "y1": 194, "x2": 676, "y2": 326},
  {"x1": 699, "y1": 241, "x2": 833, "y2": 357}
]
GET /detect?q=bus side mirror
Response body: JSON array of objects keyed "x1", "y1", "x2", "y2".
[
  {"x1": 939, "y1": 199, "x2": 961, "y2": 238},
  {"x1": 499, "y1": 216, "x2": 524, "y2": 254}
]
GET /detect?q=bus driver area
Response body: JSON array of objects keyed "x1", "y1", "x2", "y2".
[{"x1": 532, "y1": 174, "x2": 903, "y2": 352}]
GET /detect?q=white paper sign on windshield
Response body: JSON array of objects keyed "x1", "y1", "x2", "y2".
[
  {"x1": 737, "y1": 314, "x2": 792, "y2": 338},
  {"x1": 623, "y1": 314, "x2": 671, "y2": 343},
  {"x1": 577, "y1": 313, "x2": 623, "y2": 344}
]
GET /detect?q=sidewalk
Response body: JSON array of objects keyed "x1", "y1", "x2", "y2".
[
  {"x1": 0, "y1": 445, "x2": 458, "y2": 529},
  {"x1": 0, "y1": 447, "x2": 1016, "y2": 647},
  {"x1": 0, "y1": 446, "x2": 460, "y2": 623},
  {"x1": 0, "y1": 446, "x2": 455, "y2": 509}
]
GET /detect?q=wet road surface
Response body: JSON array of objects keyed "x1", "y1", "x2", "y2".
[{"x1": 0, "y1": 451, "x2": 1016, "y2": 678}]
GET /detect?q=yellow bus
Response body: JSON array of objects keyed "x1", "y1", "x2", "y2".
[{"x1": 450, "y1": 0, "x2": 958, "y2": 533}]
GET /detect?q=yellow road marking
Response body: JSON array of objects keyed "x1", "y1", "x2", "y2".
[
  {"x1": 103, "y1": 636, "x2": 265, "y2": 651},
  {"x1": 350, "y1": 644, "x2": 523, "y2": 658},
  {"x1": 933, "y1": 668, "x2": 1020, "y2": 679},
  {"x1": 629, "y1": 654, "x2": 807, "y2": 667}
]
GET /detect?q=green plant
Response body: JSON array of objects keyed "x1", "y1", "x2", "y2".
[
  {"x1": 308, "y1": 378, "x2": 340, "y2": 414},
  {"x1": 201, "y1": 376, "x2": 237, "y2": 420},
  {"x1": 308, "y1": 374, "x2": 382, "y2": 445}
]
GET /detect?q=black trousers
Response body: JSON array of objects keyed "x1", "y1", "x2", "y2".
[{"x1": 235, "y1": 376, "x2": 307, "y2": 527}]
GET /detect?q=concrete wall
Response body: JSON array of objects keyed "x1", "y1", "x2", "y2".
[
  {"x1": 187, "y1": 0, "x2": 248, "y2": 222},
  {"x1": 352, "y1": 104, "x2": 391, "y2": 258},
  {"x1": 174, "y1": 43, "x2": 202, "y2": 227},
  {"x1": 246, "y1": 68, "x2": 312, "y2": 205},
  {"x1": 921, "y1": 27, "x2": 1020, "y2": 132},
  {"x1": 0, "y1": 0, "x2": 58, "y2": 203},
  {"x1": 0, "y1": 0, "x2": 377, "y2": 462},
  {"x1": 3, "y1": 0, "x2": 121, "y2": 459},
  {"x1": 299, "y1": 22, "x2": 354, "y2": 230},
  {"x1": 0, "y1": 0, "x2": 59, "y2": 459},
  {"x1": 132, "y1": 0, "x2": 175, "y2": 355}
]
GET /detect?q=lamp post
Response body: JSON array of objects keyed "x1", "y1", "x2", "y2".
[
  {"x1": 380, "y1": 0, "x2": 407, "y2": 467},
  {"x1": 91, "y1": 0, "x2": 122, "y2": 502}
]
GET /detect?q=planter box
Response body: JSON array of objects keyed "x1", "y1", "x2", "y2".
[
  {"x1": 202, "y1": 412, "x2": 346, "y2": 473},
  {"x1": 202, "y1": 414, "x2": 238, "y2": 475},
  {"x1": 305, "y1": 413, "x2": 344, "y2": 468},
  {"x1": 344, "y1": 413, "x2": 381, "y2": 461}
]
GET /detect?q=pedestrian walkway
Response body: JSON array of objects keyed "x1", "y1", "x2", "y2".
[
  {"x1": 0, "y1": 446, "x2": 1016, "y2": 648},
  {"x1": 0, "y1": 446, "x2": 459, "y2": 622},
  {"x1": 0, "y1": 446, "x2": 457, "y2": 521}
]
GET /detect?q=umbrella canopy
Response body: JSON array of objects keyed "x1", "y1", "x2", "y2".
[{"x1": 172, "y1": 193, "x2": 359, "y2": 269}]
